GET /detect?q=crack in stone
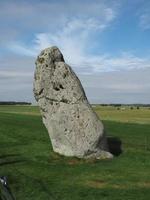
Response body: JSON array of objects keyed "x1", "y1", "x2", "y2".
[{"x1": 38, "y1": 88, "x2": 44, "y2": 95}]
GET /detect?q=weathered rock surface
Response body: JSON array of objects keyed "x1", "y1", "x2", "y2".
[{"x1": 33, "y1": 46, "x2": 113, "y2": 159}]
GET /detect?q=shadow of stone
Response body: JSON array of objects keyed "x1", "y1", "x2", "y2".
[{"x1": 107, "y1": 136, "x2": 122, "y2": 156}]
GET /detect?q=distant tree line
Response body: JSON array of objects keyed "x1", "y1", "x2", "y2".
[{"x1": 0, "y1": 101, "x2": 31, "y2": 105}]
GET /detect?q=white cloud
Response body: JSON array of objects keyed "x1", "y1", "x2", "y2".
[
  {"x1": 79, "y1": 68, "x2": 150, "y2": 104},
  {"x1": 1, "y1": 0, "x2": 123, "y2": 75},
  {"x1": 7, "y1": 10, "x2": 117, "y2": 72},
  {"x1": 5, "y1": 8, "x2": 150, "y2": 74},
  {"x1": 0, "y1": 0, "x2": 149, "y2": 104},
  {"x1": 9, "y1": 43, "x2": 37, "y2": 57},
  {"x1": 8, "y1": 30, "x2": 150, "y2": 74},
  {"x1": 138, "y1": 1, "x2": 150, "y2": 31},
  {"x1": 4, "y1": 1, "x2": 150, "y2": 74},
  {"x1": 1, "y1": 1, "x2": 146, "y2": 74},
  {"x1": 102, "y1": 83, "x2": 150, "y2": 91},
  {"x1": 0, "y1": 0, "x2": 118, "y2": 42},
  {"x1": 8, "y1": 3, "x2": 116, "y2": 55},
  {"x1": 0, "y1": 71, "x2": 33, "y2": 79},
  {"x1": 139, "y1": 12, "x2": 150, "y2": 30}
]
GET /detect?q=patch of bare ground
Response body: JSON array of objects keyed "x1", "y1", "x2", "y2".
[
  {"x1": 111, "y1": 184, "x2": 127, "y2": 189},
  {"x1": 67, "y1": 158, "x2": 98, "y2": 165},
  {"x1": 86, "y1": 180, "x2": 107, "y2": 188},
  {"x1": 86, "y1": 181, "x2": 150, "y2": 189},
  {"x1": 137, "y1": 182, "x2": 150, "y2": 188},
  {"x1": 68, "y1": 159, "x2": 81, "y2": 165},
  {"x1": 112, "y1": 182, "x2": 150, "y2": 189}
]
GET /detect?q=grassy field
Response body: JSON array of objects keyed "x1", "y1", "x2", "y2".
[
  {"x1": 0, "y1": 105, "x2": 150, "y2": 124},
  {"x1": 94, "y1": 105, "x2": 150, "y2": 124},
  {"x1": 0, "y1": 105, "x2": 150, "y2": 199}
]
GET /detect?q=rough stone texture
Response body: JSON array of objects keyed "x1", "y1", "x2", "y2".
[{"x1": 33, "y1": 46, "x2": 113, "y2": 159}]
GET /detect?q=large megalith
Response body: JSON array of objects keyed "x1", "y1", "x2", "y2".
[{"x1": 33, "y1": 46, "x2": 113, "y2": 159}]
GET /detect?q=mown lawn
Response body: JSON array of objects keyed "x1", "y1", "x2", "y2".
[{"x1": 0, "y1": 106, "x2": 150, "y2": 199}]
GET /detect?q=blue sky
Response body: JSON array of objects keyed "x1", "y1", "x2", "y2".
[{"x1": 0, "y1": 0, "x2": 150, "y2": 103}]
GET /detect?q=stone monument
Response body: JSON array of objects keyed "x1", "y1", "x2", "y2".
[{"x1": 33, "y1": 46, "x2": 113, "y2": 159}]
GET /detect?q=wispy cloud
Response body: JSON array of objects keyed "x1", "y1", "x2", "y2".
[
  {"x1": 7, "y1": 2, "x2": 117, "y2": 56},
  {"x1": 0, "y1": 71, "x2": 33, "y2": 79},
  {"x1": 0, "y1": 0, "x2": 117, "y2": 76},
  {"x1": 4, "y1": 1, "x2": 150, "y2": 74},
  {"x1": 80, "y1": 68, "x2": 150, "y2": 104},
  {"x1": 139, "y1": 11, "x2": 150, "y2": 30},
  {"x1": 138, "y1": 1, "x2": 150, "y2": 31},
  {"x1": 0, "y1": 0, "x2": 150, "y2": 103},
  {"x1": 0, "y1": 0, "x2": 118, "y2": 42},
  {"x1": 4, "y1": 1, "x2": 149, "y2": 74},
  {"x1": 8, "y1": 31, "x2": 150, "y2": 74}
]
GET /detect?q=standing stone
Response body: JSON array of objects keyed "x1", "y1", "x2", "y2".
[{"x1": 33, "y1": 46, "x2": 113, "y2": 159}]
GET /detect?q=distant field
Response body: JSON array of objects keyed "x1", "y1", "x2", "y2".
[
  {"x1": 94, "y1": 105, "x2": 150, "y2": 124},
  {"x1": 0, "y1": 105, "x2": 150, "y2": 124},
  {"x1": 0, "y1": 105, "x2": 150, "y2": 199},
  {"x1": 0, "y1": 105, "x2": 40, "y2": 116}
]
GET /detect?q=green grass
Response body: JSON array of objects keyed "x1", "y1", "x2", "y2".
[
  {"x1": 0, "y1": 105, "x2": 40, "y2": 116},
  {"x1": 94, "y1": 105, "x2": 150, "y2": 124},
  {"x1": 1, "y1": 105, "x2": 150, "y2": 124},
  {"x1": 0, "y1": 106, "x2": 150, "y2": 199}
]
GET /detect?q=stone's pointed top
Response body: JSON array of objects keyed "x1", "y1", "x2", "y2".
[
  {"x1": 41, "y1": 46, "x2": 59, "y2": 52},
  {"x1": 39, "y1": 46, "x2": 65, "y2": 62}
]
